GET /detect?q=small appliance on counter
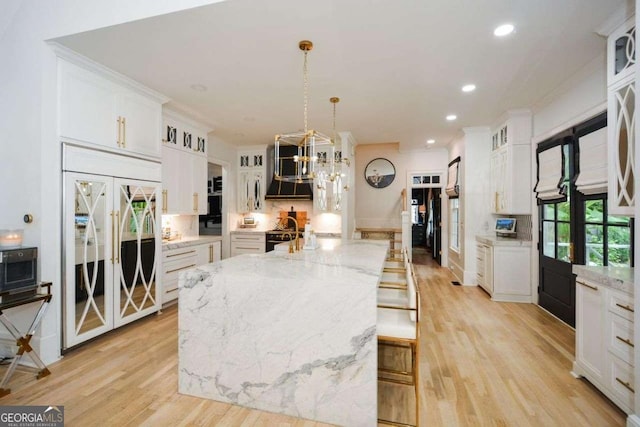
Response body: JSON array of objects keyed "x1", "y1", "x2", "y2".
[
  {"x1": 495, "y1": 218, "x2": 517, "y2": 237},
  {"x1": 239, "y1": 216, "x2": 258, "y2": 228},
  {"x1": 0, "y1": 246, "x2": 38, "y2": 300}
]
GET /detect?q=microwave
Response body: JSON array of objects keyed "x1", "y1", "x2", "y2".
[{"x1": 0, "y1": 247, "x2": 38, "y2": 294}]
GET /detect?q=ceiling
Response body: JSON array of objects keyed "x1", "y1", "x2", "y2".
[{"x1": 54, "y1": 0, "x2": 626, "y2": 151}]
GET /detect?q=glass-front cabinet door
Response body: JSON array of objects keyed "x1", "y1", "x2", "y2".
[
  {"x1": 64, "y1": 174, "x2": 161, "y2": 349},
  {"x1": 64, "y1": 173, "x2": 114, "y2": 348},
  {"x1": 114, "y1": 179, "x2": 160, "y2": 327}
]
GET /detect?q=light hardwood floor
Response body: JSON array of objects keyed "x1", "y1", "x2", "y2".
[{"x1": 0, "y1": 249, "x2": 627, "y2": 426}]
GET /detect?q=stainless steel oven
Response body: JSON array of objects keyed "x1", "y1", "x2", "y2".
[
  {"x1": 0, "y1": 247, "x2": 38, "y2": 294},
  {"x1": 265, "y1": 231, "x2": 302, "y2": 252}
]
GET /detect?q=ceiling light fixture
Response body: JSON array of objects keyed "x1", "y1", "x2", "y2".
[
  {"x1": 274, "y1": 40, "x2": 332, "y2": 183},
  {"x1": 461, "y1": 84, "x2": 476, "y2": 92},
  {"x1": 494, "y1": 24, "x2": 515, "y2": 37},
  {"x1": 427, "y1": 139, "x2": 435, "y2": 144},
  {"x1": 446, "y1": 114, "x2": 457, "y2": 121}
]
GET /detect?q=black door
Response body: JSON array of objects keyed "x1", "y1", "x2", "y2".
[{"x1": 432, "y1": 189, "x2": 442, "y2": 265}]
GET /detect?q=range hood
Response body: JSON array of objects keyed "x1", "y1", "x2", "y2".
[{"x1": 265, "y1": 145, "x2": 313, "y2": 200}]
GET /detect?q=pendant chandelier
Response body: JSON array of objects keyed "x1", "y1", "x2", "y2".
[{"x1": 274, "y1": 40, "x2": 333, "y2": 183}]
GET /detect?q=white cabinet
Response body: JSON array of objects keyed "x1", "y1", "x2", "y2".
[
  {"x1": 63, "y1": 169, "x2": 161, "y2": 349},
  {"x1": 58, "y1": 59, "x2": 164, "y2": 158},
  {"x1": 489, "y1": 111, "x2": 532, "y2": 215},
  {"x1": 193, "y1": 241, "x2": 222, "y2": 267},
  {"x1": 161, "y1": 110, "x2": 210, "y2": 215},
  {"x1": 476, "y1": 242, "x2": 493, "y2": 295},
  {"x1": 161, "y1": 247, "x2": 198, "y2": 305},
  {"x1": 237, "y1": 146, "x2": 267, "y2": 213},
  {"x1": 475, "y1": 237, "x2": 531, "y2": 302},
  {"x1": 230, "y1": 231, "x2": 265, "y2": 257},
  {"x1": 573, "y1": 277, "x2": 635, "y2": 414},
  {"x1": 607, "y1": 17, "x2": 636, "y2": 216},
  {"x1": 575, "y1": 279, "x2": 606, "y2": 384}
]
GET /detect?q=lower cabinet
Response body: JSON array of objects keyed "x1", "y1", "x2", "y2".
[
  {"x1": 194, "y1": 241, "x2": 221, "y2": 266},
  {"x1": 475, "y1": 237, "x2": 530, "y2": 302},
  {"x1": 231, "y1": 231, "x2": 265, "y2": 257},
  {"x1": 162, "y1": 246, "x2": 198, "y2": 305},
  {"x1": 573, "y1": 277, "x2": 635, "y2": 414}
]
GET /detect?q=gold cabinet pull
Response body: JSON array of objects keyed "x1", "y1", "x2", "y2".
[
  {"x1": 616, "y1": 335, "x2": 634, "y2": 347},
  {"x1": 115, "y1": 211, "x2": 120, "y2": 263},
  {"x1": 576, "y1": 280, "x2": 598, "y2": 291},
  {"x1": 166, "y1": 264, "x2": 196, "y2": 274},
  {"x1": 209, "y1": 244, "x2": 213, "y2": 263},
  {"x1": 166, "y1": 250, "x2": 196, "y2": 258},
  {"x1": 110, "y1": 211, "x2": 115, "y2": 264},
  {"x1": 193, "y1": 193, "x2": 198, "y2": 212},
  {"x1": 162, "y1": 190, "x2": 168, "y2": 213},
  {"x1": 123, "y1": 117, "x2": 126, "y2": 148},
  {"x1": 616, "y1": 303, "x2": 634, "y2": 313},
  {"x1": 116, "y1": 117, "x2": 122, "y2": 147},
  {"x1": 616, "y1": 377, "x2": 635, "y2": 393}
]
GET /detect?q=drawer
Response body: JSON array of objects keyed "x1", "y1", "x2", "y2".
[
  {"x1": 608, "y1": 313, "x2": 634, "y2": 366},
  {"x1": 163, "y1": 287, "x2": 179, "y2": 303},
  {"x1": 609, "y1": 355, "x2": 634, "y2": 411},
  {"x1": 163, "y1": 247, "x2": 199, "y2": 262},
  {"x1": 231, "y1": 233, "x2": 265, "y2": 243},
  {"x1": 608, "y1": 291, "x2": 634, "y2": 321}
]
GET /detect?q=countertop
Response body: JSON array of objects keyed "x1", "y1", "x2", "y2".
[
  {"x1": 178, "y1": 238, "x2": 388, "y2": 426},
  {"x1": 573, "y1": 265, "x2": 634, "y2": 295},
  {"x1": 476, "y1": 235, "x2": 532, "y2": 247},
  {"x1": 162, "y1": 235, "x2": 222, "y2": 251}
]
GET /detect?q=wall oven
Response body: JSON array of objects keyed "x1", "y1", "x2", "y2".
[{"x1": 0, "y1": 247, "x2": 38, "y2": 294}]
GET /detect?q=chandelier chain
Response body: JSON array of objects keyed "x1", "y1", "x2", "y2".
[{"x1": 303, "y1": 50, "x2": 309, "y2": 133}]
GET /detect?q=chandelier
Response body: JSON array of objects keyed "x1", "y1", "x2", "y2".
[{"x1": 274, "y1": 40, "x2": 333, "y2": 183}]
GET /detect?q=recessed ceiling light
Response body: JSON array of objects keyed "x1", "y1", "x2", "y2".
[
  {"x1": 426, "y1": 139, "x2": 435, "y2": 144},
  {"x1": 446, "y1": 114, "x2": 457, "y2": 121},
  {"x1": 494, "y1": 24, "x2": 514, "y2": 37},
  {"x1": 462, "y1": 84, "x2": 476, "y2": 92},
  {"x1": 190, "y1": 83, "x2": 208, "y2": 92}
]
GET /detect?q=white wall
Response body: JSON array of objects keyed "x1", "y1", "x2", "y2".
[
  {"x1": 355, "y1": 143, "x2": 448, "y2": 229},
  {"x1": 0, "y1": 0, "x2": 224, "y2": 364}
]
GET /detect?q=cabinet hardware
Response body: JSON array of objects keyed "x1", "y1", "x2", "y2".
[
  {"x1": 569, "y1": 242, "x2": 574, "y2": 262},
  {"x1": 209, "y1": 244, "x2": 213, "y2": 263},
  {"x1": 615, "y1": 303, "x2": 634, "y2": 313},
  {"x1": 121, "y1": 117, "x2": 126, "y2": 148},
  {"x1": 162, "y1": 190, "x2": 168, "y2": 213},
  {"x1": 115, "y1": 211, "x2": 120, "y2": 263},
  {"x1": 495, "y1": 192, "x2": 498, "y2": 211},
  {"x1": 166, "y1": 264, "x2": 196, "y2": 274},
  {"x1": 116, "y1": 117, "x2": 122, "y2": 147},
  {"x1": 166, "y1": 250, "x2": 196, "y2": 258},
  {"x1": 110, "y1": 211, "x2": 115, "y2": 264},
  {"x1": 616, "y1": 335, "x2": 634, "y2": 347},
  {"x1": 236, "y1": 247, "x2": 259, "y2": 250},
  {"x1": 616, "y1": 377, "x2": 635, "y2": 393},
  {"x1": 576, "y1": 280, "x2": 598, "y2": 291},
  {"x1": 193, "y1": 193, "x2": 198, "y2": 212}
]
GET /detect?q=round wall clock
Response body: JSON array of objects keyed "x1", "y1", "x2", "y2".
[{"x1": 364, "y1": 158, "x2": 395, "y2": 188}]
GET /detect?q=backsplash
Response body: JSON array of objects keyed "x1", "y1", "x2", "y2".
[
  {"x1": 162, "y1": 215, "x2": 199, "y2": 239},
  {"x1": 514, "y1": 214, "x2": 532, "y2": 241}
]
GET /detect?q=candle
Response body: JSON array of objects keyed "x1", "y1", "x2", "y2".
[{"x1": 0, "y1": 230, "x2": 23, "y2": 248}]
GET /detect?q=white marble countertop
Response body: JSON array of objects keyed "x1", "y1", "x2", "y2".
[
  {"x1": 476, "y1": 234, "x2": 532, "y2": 247},
  {"x1": 573, "y1": 265, "x2": 634, "y2": 295},
  {"x1": 162, "y1": 235, "x2": 222, "y2": 251},
  {"x1": 178, "y1": 238, "x2": 388, "y2": 426}
]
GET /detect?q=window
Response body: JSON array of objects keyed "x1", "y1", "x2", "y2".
[
  {"x1": 583, "y1": 196, "x2": 633, "y2": 267},
  {"x1": 450, "y1": 198, "x2": 460, "y2": 251}
]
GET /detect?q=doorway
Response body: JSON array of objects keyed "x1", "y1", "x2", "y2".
[
  {"x1": 199, "y1": 162, "x2": 223, "y2": 236},
  {"x1": 536, "y1": 112, "x2": 633, "y2": 327},
  {"x1": 410, "y1": 173, "x2": 442, "y2": 265}
]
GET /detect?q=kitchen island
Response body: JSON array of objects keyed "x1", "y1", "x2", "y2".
[{"x1": 178, "y1": 239, "x2": 388, "y2": 426}]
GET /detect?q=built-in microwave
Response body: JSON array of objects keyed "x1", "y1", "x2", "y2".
[{"x1": 0, "y1": 247, "x2": 38, "y2": 294}]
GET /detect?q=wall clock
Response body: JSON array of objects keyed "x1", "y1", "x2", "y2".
[{"x1": 364, "y1": 158, "x2": 395, "y2": 188}]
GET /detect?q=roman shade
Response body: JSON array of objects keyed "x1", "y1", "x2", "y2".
[
  {"x1": 445, "y1": 157, "x2": 460, "y2": 198},
  {"x1": 534, "y1": 145, "x2": 565, "y2": 201},
  {"x1": 575, "y1": 126, "x2": 608, "y2": 195}
]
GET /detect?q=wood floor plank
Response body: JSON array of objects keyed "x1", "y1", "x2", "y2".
[{"x1": 0, "y1": 247, "x2": 628, "y2": 426}]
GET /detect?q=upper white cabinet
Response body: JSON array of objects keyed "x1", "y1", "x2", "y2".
[
  {"x1": 489, "y1": 110, "x2": 532, "y2": 215},
  {"x1": 237, "y1": 146, "x2": 267, "y2": 213},
  {"x1": 161, "y1": 110, "x2": 210, "y2": 215},
  {"x1": 607, "y1": 17, "x2": 636, "y2": 216},
  {"x1": 58, "y1": 58, "x2": 165, "y2": 158}
]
